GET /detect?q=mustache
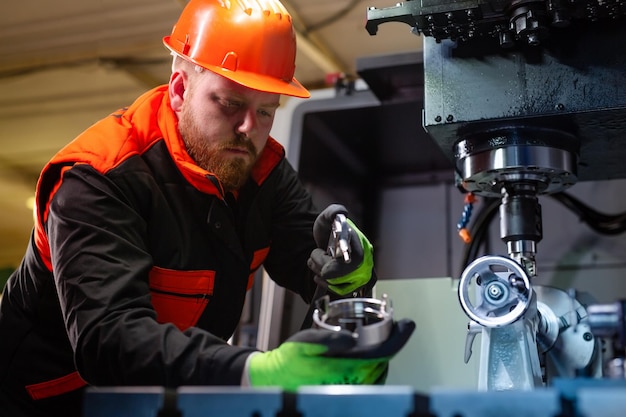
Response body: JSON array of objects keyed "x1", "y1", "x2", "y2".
[{"x1": 220, "y1": 134, "x2": 257, "y2": 156}]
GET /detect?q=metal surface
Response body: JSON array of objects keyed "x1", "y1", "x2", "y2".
[
  {"x1": 459, "y1": 255, "x2": 532, "y2": 327},
  {"x1": 177, "y1": 387, "x2": 283, "y2": 417},
  {"x1": 459, "y1": 256, "x2": 543, "y2": 389},
  {"x1": 82, "y1": 387, "x2": 166, "y2": 417},
  {"x1": 328, "y1": 213, "x2": 352, "y2": 263},
  {"x1": 499, "y1": 183, "x2": 544, "y2": 277},
  {"x1": 366, "y1": 4, "x2": 626, "y2": 185},
  {"x1": 588, "y1": 301, "x2": 626, "y2": 342},
  {"x1": 366, "y1": 0, "x2": 626, "y2": 47},
  {"x1": 588, "y1": 300, "x2": 626, "y2": 378},
  {"x1": 312, "y1": 294, "x2": 393, "y2": 347},
  {"x1": 430, "y1": 388, "x2": 561, "y2": 417},
  {"x1": 420, "y1": 29, "x2": 626, "y2": 183},
  {"x1": 81, "y1": 381, "x2": 626, "y2": 417},
  {"x1": 577, "y1": 387, "x2": 626, "y2": 417},
  {"x1": 477, "y1": 316, "x2": 544, "y2": 390},
  {"x1": 535, "y1": 286, "x2": 601, "y2": 381},
  {"x1": 296, "y1": 386, "x2": 415, "y2": 417},
  {"x1": 366, "y1": 0, "x2": 625, "y2": 392},
  {"x1": 455, "y1": 129, "x2": 579, "y2": 197},
  {"x1": 459, "y1": 259, "x2": 601, "y2": 389}
]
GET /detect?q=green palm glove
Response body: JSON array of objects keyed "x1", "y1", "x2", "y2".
[
  {"x1": 307, "y1": 205, "x2": 374, "y2": 296},
  {"x1": 248, "y1": 319, "x2": 416, "y2": 391},
  {"x1": 247, "y1": 328, "x2": 388, "y2": 391}
]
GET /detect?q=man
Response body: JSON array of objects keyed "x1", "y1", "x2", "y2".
[{"x1": 0, "y1": 1, "x2": 414, "y2": 416}]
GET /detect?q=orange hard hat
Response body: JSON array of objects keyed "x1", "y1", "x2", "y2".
[{"x1": 163, "y1": 0, "x2": 310, "y2": 98}]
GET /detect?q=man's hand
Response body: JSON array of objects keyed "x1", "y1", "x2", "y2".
[
  {"x1": 307, "y1": 204, "x2": 374, "y2": 296},
  {"x1": 247, "y1": 319, "x2": 415, "y2": 391}
]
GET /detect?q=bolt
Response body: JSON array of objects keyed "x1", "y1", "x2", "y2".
[
  {"x1": 446, "y1": 114, "x2": 454, "y2": 122},
  {"x1": 435, "y1": 115, "x2": 442, "y2": 122},
  {"x1": 487, "y1": 283, "x2": 504, "y2": 300},
  {"x1": 583, "y1": 332, "x2": 593, "y2": 341}
]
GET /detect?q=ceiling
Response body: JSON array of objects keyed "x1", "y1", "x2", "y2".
[{"x1": 0, "y1": 0, "x2": 424, "y2": 268}]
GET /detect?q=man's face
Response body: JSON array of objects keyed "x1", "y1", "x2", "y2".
[{"x1": 175, "y1": 69, "x2": 280, "y2": 192}]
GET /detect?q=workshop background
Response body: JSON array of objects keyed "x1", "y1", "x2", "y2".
[
  {"x1": 3, "y1": 0, "x2": 626, "y2": 395},
  {"x1": 0, "y1": 0, "x2": 424, "y2": 272}
]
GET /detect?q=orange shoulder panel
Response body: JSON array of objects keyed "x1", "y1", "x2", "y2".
[{"x1": 33, "y1": 86, "x2": 172, "y2": 270}]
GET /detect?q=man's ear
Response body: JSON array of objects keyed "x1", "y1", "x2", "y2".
[{"x1": 169, "y1": 70, "x2": 186, "y2": 113}]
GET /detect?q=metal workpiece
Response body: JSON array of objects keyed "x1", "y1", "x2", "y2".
[{"x1": 312, "y1": 294, "x2": 393, "y2": 347}]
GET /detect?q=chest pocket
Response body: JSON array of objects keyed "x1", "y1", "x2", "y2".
[{"x1": 149, "y1": 266, "x2": 215, "y2": 331}]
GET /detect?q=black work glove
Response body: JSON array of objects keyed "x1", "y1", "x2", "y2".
[
  {"x1": 307, "y1": 204, "x2": 374, "y2": 296},
  {"x1": 335, "y1": 318, "x2": 416, "y2": 359}
]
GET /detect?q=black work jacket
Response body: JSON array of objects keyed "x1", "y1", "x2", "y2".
[{"x1": 0, "y1": 86, "x2": 318, "y2": 417}]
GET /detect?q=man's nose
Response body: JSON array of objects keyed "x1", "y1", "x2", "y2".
[{"x1": 236, "y1": 108, "x2": 257, "y2": 135}]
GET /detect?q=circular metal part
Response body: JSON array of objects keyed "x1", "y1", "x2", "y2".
[
  {"x1": 537, "y1": 299, "x2": 560, "y2": 353},
  {"x1": 454, "y1": 127, "x2": 579, "y2": 197},
  {"x1": 312, "y1": 294, "x2": 393, "y2": 347},
  {"x1": 535, "y1": 286, "x2": 600, "y2": 377},
  {"x1": 458, "y1": 255, "x2": 532, "y2": 327}
]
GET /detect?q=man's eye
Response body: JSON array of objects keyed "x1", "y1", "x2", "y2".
[{"x1": 216, "y1": 97, "x2": 240, "y2": 108}]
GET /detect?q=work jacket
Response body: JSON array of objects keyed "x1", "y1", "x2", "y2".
[{"x1": 0, "y1": 86, "x2": 319, "y2": 417}]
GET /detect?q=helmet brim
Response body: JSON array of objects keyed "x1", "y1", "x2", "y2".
[
  {"x1": 164, "y1": 37, "x2": 311, "y2": 99},
  {"x1": 205, "y1": 65, "x2": 311, "y2": 99}
]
